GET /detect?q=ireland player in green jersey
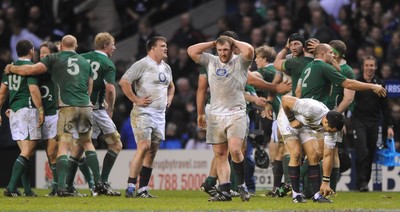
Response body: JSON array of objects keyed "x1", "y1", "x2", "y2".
[
  {"x1": 1, "y1": 40, "x2": 44, "y2": 197},
  {"x1": 321, "y1": 40, "x2": 356, "y2": 195},
  {"x1": 274, "y1": 33, "x2": 317, "y2": 96},
  {"x1": 38, "y1": 42, "x2": 60, "y2": 196},
  {"x1": 296, "y1": 43, "x2": 386, "y2": 201},
  {"x1": 6, "y1": 35, "x2": 107, "y2": 197},
  {"x1": 80, "y1": 32, "x2": 122, "y2": 196}
]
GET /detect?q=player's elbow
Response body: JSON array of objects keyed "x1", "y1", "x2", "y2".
[
  {"x1": 187, "y1": 46, "x2": 198, "y2": 61},
  {"x1": 273, "y1": 60, "x2": 283, "y2": 71}
]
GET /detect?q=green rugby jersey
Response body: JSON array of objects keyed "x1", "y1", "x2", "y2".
[
  {"x1": 326, "y1": 63, "x2": 355, "y2": 110},
  {"x1": 300, "y1": 60, "x2": 346, "y2": 104},
  {"x1": 81, "y1": 51, "x2": 116, "y2": 109},
  {"x1": 38, "y1": 73, "x2": 57, "y2": 116},
  {"x1": 41, "y1": 51, "x2": 93, "y2": 107},
  {"x1": 255, "y1": 64, "x2": 281, "y2": 115},
  {"x1": 2, "y1": 60, "x2": 39, "y2": 112},
  {"x1": 256, "y1": 64, "x2": 275, "y2": 97},
  {"x1": 245, "y1": 84, "x2": 256, "y2": 113},
  {"x1": 283, "y1": 56, "x2": 313, "y2": 95}
]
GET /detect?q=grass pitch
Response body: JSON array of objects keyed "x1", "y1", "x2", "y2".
[{"x1": 1, "y1": 189, "x2": 400, "y2": 211}]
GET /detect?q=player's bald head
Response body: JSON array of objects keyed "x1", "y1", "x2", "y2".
[
  {"x1": 61, "y1": 35, "x2": 77, "y2": 50},
  {"x1": 313, "y1": 43, "x2": 330, "y2": 57}
]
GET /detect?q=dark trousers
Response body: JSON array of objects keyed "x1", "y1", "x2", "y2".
[{"x1": 351, "y1": 117, "x2": 379, "y2": 188}]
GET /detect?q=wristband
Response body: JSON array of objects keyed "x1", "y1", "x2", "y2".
[
  {"x1": 38, "y1": 107, "x2": 44, "y2": 114},
  {"x1": 287, "y1": 113, "x2": 295, "y2": 122},
  {"x1": 322, "y1": 176, "x2": 330, "y2": 183}
]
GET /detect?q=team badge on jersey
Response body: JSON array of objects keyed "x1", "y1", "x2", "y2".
[
  {"x1": 158, "y1": 72, "x2": 167, "y2": 83},
  {"x1": 216, "y1": 68, "x2": 228, "y2": 77}
]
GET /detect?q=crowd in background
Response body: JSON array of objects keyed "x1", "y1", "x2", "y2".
[{"x1": 0, "y1": 0, "x2": 399, "y2": 151}]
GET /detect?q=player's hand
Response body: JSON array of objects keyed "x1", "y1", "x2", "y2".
[
  {"x1": 167, "y1": 97, "x2": 172, "y2": 108},
  {"x1": 135, "y1": 95, "x2": 152, "y2": 106},
  {"x1": 4, "y1": 64, "x2": 12, "y2": 74},
  {"x1": 372, "y1": 84, "x2": 386, "y2": 97},
  {"x1": 276, "y1": 81, "x2": 292, "y2": 94},
  {"x1": 331, "y1": 59, "x2": 340, "y2": 71},
  {"x1": 103, "y1": 101, "x2": 109, "y2": 110},
  {"x1": 5, "y1": 109, "x2": 11, "y2": 118},
  {"x1": 261, "y1": 103, "x2": 273, "y2": 120},
  {"x1": 285, "y1": 38, "x2": 290, "y2": 50},
  {"x1": 38, "y1": 112, "x2": 44, "y2": 128},
  {"x1": 255, "y1": 97, "x2": 267, "y2": 107},
  {"x1": 197, "y1": 114, "x2": 207, "y2": 130},
  {"x1": 289, "y1": 119, "x2": 303, "y2": 128},
  {"x1": 320, "y1": 182, "x2": 334, "y2": 197},
  {"x1": 307, "y1": 38, "x2": 319, "y2": 52}
]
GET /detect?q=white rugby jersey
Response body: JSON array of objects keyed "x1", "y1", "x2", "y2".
[
  {"x1": 292, "y1": 98, "x2": 329, "y2": 129},
  {"x1": 122, "y1": 56, "x2": 172, "y2": 114},
  {"x1": 198, "y1": 53, "x2": 251, "y2": 115}
]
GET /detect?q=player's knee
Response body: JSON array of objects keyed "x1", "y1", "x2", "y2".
[
  {"x1": 104, "y1": 132, "x2": 123, "y2": 152},
  {"x1": 289, "y1": 150, "x2": 302, "y2": 164},
  {"x1": 307, "y1": 152, "x2": 320, "y2": 165}
]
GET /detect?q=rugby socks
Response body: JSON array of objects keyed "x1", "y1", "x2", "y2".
[
  {"x1": 56, "y1": 155, "x2": 69, "y2": 190},
  {"x1": 128, "y1": 177, "x2": 137, "y2": 185},
  {"x1": 218, "y1": 182, "x2": 231, "y2": 193},
  {"x1": 330, "y1": 167, "x2": 340, "y2": 192},
  {"x1": 232, "y1": 160, "x2": 245, "y2": 185},
  {"x1": 282, "y1": 155, "x2": 290, "y2": 183},
  {"x1": 288, "y1": 165, "x2": 300, "y2": 193},
  {"x1": 79, "y1": 157, "x2": 95, "y2": 189},
  {"x1": 21, "y1": 159, "x2": 32, "y2": 195},
  {"x1": 273, "y1": 160, "x2": 283, "y2": 189},
  {"x1": 308, "y1": 164, "x2": 321, "y2": 195},
  {"x1": 205, "y1": 176, "x2": 217, "y2": 187},
  {"x1": 85, "y1": 151, "x2": 102, "y2": 183},
  {"x1": 50, "y1": 163, "x2": 58, "y2": 190},
  {"x1": 101, "y1": 150, "x2": 118, "y2": 182},
  {"x1": 66, "y1": 156, "x2": 79, "y2": 189},
  {"x1": 139, "y1": 166, "x2": 153, "y2": 188},
  {"x1": 8, "y1": 155, "x2": 28, "y2": 192}
]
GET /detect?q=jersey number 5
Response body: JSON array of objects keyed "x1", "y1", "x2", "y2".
[{"x1": 67, "y1": 58, "x2": 80, "y2": 75}]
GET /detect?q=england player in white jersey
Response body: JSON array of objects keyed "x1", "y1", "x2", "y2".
[
  {"x1": 188, "y1": 35, "x2": 254, "y2": 202},
  {"x1": 281, "y1": 95, "x2": 345, "y2": 201},
  {"x1": 120, "y1": 36, "x2": 175, "y2": 198}
]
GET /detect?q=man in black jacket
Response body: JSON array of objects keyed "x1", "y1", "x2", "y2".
[{"x1": 351, "y1": 55, "x2": 395, "y2": 192}]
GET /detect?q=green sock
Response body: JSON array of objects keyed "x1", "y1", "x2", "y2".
[
  {"x1": 21, "y1": 160, "x2": 32, "y2": 194},
  {"x1": 66, "y1": 156, "x2": 79, "y2": 189},
  {"x1": 85, "y1": 151, "x2": 101, "y2": 183},
  {"x1": 50, "y1": 163, "x2": 58, "y2": 191},
  {"x1": 330, "y1": 168, "x2": 340, "y2": 192},
  {"x1": 282, "y1": 155, "x2": 290, "y2": 184},
  {"x1": 205, "y1": 176, "x2": 217, "y2": 187},
  {"x1": 101, "y1": 150, "x2": 118, "y2": 182},
  {"x1": 79, "y1": 157, "x2": 95, "y2": 188},
  {"x1": 56, "y1": 155, "x2": 69, "y2": 190},
  {"x1": 8, "y1": 155, "x2": 28, "y2": 192}
]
